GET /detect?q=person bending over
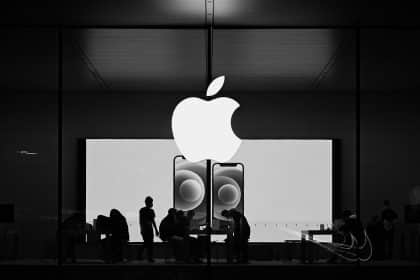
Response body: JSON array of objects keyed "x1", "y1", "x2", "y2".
[
  {"x1": 109, "y1": 209, "x2": 129, "y2": 263},
  {"x1": 222, "y1": 209, "x2": 250, "y2": 263}
]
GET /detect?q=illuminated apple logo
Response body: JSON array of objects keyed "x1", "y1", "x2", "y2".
[{"x1": 171, "y1": 76, "x2": 241, "y2": 162}]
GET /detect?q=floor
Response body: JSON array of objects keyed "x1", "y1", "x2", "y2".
[
  {"x1": 1, "y1": 259, "x2": 419, "y2": 280},
  {"x1": 1, "y1": 258, "x2": 419, "y2": 266}
]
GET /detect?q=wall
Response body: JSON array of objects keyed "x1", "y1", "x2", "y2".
[
  {"x1": 361, "y1": 29, "x2": 420, "y2": 259},
  {"x1": 0, "y1": 29, "x2": 58, "y2": 259}
]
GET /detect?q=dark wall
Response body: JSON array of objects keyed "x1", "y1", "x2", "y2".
[
  {"x1": 361, "y1": 29, "x2": 420, "y2": 258},
  {"x1": 0, "y1": 29, "x2": 58, "y2": 258}
]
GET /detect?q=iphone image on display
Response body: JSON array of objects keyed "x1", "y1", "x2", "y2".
[
  {"x1": 173, "y1": 155, "x2": 207, "y2": 229},
  {"x1": 212, "y1": 162, "x2": 244, "y2": 232}
]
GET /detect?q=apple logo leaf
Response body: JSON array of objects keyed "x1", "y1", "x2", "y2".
[{"x1": 206, "y1": 75, "x2": 225, "y2": 97}]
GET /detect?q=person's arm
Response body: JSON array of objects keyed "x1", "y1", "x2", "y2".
[
  {"x1": 153, "y1": 219, "x2": 159, "y2": 236},
  {"x1": 139, "y1": 210, "x2": 142, "y2": 235},
  {"x1": 152, "y1": 211, "x2": 159, "y2": 236}
]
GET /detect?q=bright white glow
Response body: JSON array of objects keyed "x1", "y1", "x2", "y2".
[
  {"x1": 86, "y1": 139, "x2": 332, "y2": 242},
  {"x1": 215, "y1": 140, "x2": 333, "y2": 243},
  {"x1": 206, "y1": 76, "x2": 225, "y2": 97},
  {"x1": 171, "y1": 96, "x2": 241, "y2": 162}
]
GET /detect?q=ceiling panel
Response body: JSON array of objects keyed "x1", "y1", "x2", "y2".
[
  {"x1": 214, "y1": 0, "x2": 357, "y2": 26},
  {"x1": 0, "y1": 0, "x2": 205, "y2": 26},
  {"x1": 213, "y1": 29, "x2": 355, "y2": 93},
  {"x1": 64, "y1": 29, "x2": 207, "y2": 92}
]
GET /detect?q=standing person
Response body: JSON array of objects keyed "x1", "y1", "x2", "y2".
[
  {"x1": 139, "y1": 196, "x2": 159, "y2": 262},
  {"x1": 222, "y1": 209, "x2": 250, "y2": 263},
  {"x1": 381, "y1": 200, "x2": 398, "y2": 259}
]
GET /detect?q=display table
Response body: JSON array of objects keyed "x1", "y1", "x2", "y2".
[{"x1": 300, "y1": 229, "x2": 333, "y2": 263}]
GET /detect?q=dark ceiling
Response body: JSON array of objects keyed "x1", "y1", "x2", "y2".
[
  {"x1": 1, "y1": 0, "x2": 420, "y2": 26},
  {"x1": 61, "y1": 29, "x2": 354, "y2": 93},
  {"x1": 1, "y1": 1, "x2": 417, "y2": 93}
]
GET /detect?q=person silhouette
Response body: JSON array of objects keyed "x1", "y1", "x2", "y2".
[
  {"x1": 381, "y1": 200, "x2": 398, "y2": 259},
  {"x1": 62, "y1": 213, "x2": 85, "y2": 263},
  {"x1": 109, "y1": 209, "x2": 129, "y2": 263},
  {"x1": 159, "y1": 208, "x2": 177, "y2": 242},
  {"x1": 139, "y1": 196, "x2": 159, "y2": 262},
  {"x1": 221, "y1": 209, "x2": 250, "y2": 263},
  {"x1": 172, "y1": 210, "x2": 201, "y2": 262},
  {"x1": 185, "y1": 210, "x2": 203, "y2": 263},
  {"x1": 175, "y1": 210, "x2": 188, "y2": 238}
]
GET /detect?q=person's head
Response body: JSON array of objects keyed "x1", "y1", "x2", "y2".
[
  {"x1": 110, "y1": 208, "x2": 122, "y2": 219},
  {"x1": 176, "y1": 210, "x2": 184, "y2": 218},
  {"x1": 145, "y1": 196, "x2": 153, "y2": 208},
  {"x1": 221, "y1": 209, "x2": 231, "y2": 219},
  {"x1": 384, "y1": 200, "x2": 390, "y2": 207},
  {"x1": 187, "y1": 210, "x2": 195, "y2": 219},
  {"x1": 229, "y1": 209, "x2": 241, "y2": 220},
  {"x1": 168, "y1": 208, "x2": 177, "y2": 217}
]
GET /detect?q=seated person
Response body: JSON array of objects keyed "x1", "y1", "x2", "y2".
[
  {"x1": 174, "y1": 210, "x2": 202, "y2": 263},
  {"x1": 160, "y1": 208, "x2": 182, "y2": 259},
  {"x1": 175, "y1": 210, "x2": 188, "y2": 237},
  {"x1": 62, "y1": 213, "x2": 85, "y2": 263},
  {"x1": 96, "y1": 214, "x2": 112, "y2": 262},
  {"x1": 97, "y1": 209, "x2": 129, "y2": 263},
  {"x1": 159, "y1": 208, "x2": 178, "y2": 242},
  {"x1": 109, "y1": 209, "x2": 129, "y2": 263},
  {"x1": 186, "y1": 210, "x2": 204, "y2": 262}
]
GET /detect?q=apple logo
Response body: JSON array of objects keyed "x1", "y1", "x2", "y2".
[{"x1": 171, "y1": 76, "x2": 241, "y2": 162}]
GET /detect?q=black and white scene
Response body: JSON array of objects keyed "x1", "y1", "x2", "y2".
[{"x1": 1, "y1": 0, "x2": 420, "y2": 279}]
